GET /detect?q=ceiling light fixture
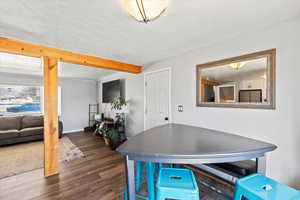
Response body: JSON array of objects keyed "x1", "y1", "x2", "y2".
[
  {"x1": 261, "y1": 74, "x2": 267, "y2": 79},
  {"x1": 229, "y1": 62, "x2": 246, "y2": 70},
  {"x1": 122, "y1": 0, "x2": 168, "y2": 23}
]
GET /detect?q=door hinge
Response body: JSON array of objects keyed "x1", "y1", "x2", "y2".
[{"x1": 145, "y1": 81, "x2": 147, "y2": 87}]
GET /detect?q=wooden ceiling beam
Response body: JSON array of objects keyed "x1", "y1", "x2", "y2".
[{"x1": 0, "y1": 37, "x2": 142, "y2": 73}]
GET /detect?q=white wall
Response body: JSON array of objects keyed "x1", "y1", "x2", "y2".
[
  {"x1": 100, "y1": 18, "x2": 300, "y2": 188},
  {"x1": 98, "y1": 73, "x2": 144, "y2": 137},
  {"x1": 0, "y1": 72, "x2": 97, "y2": 133},
  {"x1": 143, "y1": 18, "x2": 300, "y2": 188},
  {"x1": 60, "y1": 78, "x2": 97, "y2": 132}
]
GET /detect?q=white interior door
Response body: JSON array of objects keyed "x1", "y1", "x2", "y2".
[{"x1": 144, "y1": 69, "x2": 170, "y2": 130}]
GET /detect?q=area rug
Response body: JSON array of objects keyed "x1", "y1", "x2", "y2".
[{"x1": 0, "y1": 137, "x2": 85, "y2": 179}]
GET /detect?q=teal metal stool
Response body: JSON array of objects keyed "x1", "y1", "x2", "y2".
[
  {"x1": 135, "y1": 162, "x2": 172, "y2": 197},
  {"x1": 136, "y1": 161, "x2": 162, "y2": 192},
  {"x1": 137, "y1": 161, "x2": 156, "y2": 200},
  {"x1": 124, "y1": 161, "x2": 159, "y2": 200},
  {"x1": 234, "y1": 173, "x2": 300, "y2": 200},
  {"x1": 156, "y1": 168, "x2": 200, "y2": 200}
]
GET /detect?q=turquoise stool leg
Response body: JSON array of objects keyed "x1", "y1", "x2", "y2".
[
  {"x1": 156, "y1": 189, "x2": 164, "y2": 200},
  {"x1": 124, "y1": 161, "x2": 160, "y2": 200},
  {"x1": 159, "y1": 163, "x2": 163, "y2": 169},
  {"x1": 146, "y1": 162, "x2": 156, "y2": 200},
  {"x1": 123, "y1": 183, "x2": 128, "y2": 200},
  {"x1": 233, "y1": 186, "x2": 243, "y2": 200},
  {"x1": 135, "y1": 161, "x2": 145, "y2": 192},
  {"x1": 158, "y1": 163, "x2": 173, "y2": 168}
]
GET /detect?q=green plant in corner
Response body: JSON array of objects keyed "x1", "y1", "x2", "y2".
[
  {"x1": 111, "y1": 96, "x2": 128, "y2": 124},
  {"x1": 93, "y1": 122, "x2": 106, "y2": 136},
  {"x1": 105, "y1": 128, "x2": 119, "y2": 142},
  {"x1": 111, "y1": 96, "x2": 127, "y2": 111}
]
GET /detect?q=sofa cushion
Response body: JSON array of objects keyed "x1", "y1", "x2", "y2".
[
  {"x1": 0, "y1": 130, "x2": 19, "y2": 139},
  {"x1": 19, "y1": 127, "x2": 44, "y2": 137},
  {"x1": 0, "y1": 116, "x2": 23, "y2": 131},
  {"x1": 22, "y1": 115, "x2": 44, "y2": 129}
]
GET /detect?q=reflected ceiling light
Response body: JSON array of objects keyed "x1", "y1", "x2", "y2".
[
  {"x1": 229, "y1": 62, "x2": 246, "y2": 70},
  {"x1": 122, "y1": 0, "x2": 168, "y2": 23}
]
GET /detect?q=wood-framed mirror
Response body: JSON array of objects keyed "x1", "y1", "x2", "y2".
[{"x1": 196, "y1": 49, "x2": 276, "y2": 109}]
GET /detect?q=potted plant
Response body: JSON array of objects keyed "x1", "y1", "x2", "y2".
[
  {"x1": 94, "y1": 122, "x2": 122, "y2": 149},
  {"x1": 111, "y1": 96, "x2": 127, "y2": 111},
  {"x1": 104, "y1": 128, "x2": 120, "y2": 150},
  {"x1": 93, "y1": 121, "x2": 107, "y2": 137},
  {"x1": 111, "y1": 97, "x2": 128, "y2": 138},
  {"x1": 111, "y1": 96, "x2": 127, "y2": 124}
]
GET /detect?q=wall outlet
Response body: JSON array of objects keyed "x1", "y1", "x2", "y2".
[{"x1": 178, "y1": 105, "x2": 183, "y2": 112}]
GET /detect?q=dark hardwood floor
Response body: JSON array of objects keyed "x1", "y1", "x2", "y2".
[
  {"x1": 0, "y1": 132, "x2": 126, "y2": 200},
  {"x1": 0, "y1": 131, "x2": 233, "y2": 200}
]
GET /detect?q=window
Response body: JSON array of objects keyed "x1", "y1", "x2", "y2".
[
  {"x1": 0, "y1": 84, "x2": 62, "y2": 116},
  {"x1": 0, "y1": 85, "x2": 42, "y2": 115},
  {"x1": 0, "y1": 52, "x2": 62, "y2": 116}
]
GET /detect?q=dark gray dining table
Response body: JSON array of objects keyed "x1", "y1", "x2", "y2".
[{"x1": 116, "y1": 123, "x2": 277, "y2": 200}]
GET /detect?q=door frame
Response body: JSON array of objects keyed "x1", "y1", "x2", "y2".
[{"x1": 144, "y1": 67, "x2": 172, "y2": 131}]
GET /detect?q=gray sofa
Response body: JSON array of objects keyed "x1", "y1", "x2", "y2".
[{"x1": 0, "y1": 115, "x2": 63, "y2": 146}]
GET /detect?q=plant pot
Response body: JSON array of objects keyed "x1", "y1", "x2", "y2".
[{"x1": 109, "y1": 139, "x2": 127, "y2": 150}]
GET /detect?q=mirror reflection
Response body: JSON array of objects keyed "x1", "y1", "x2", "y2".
[
  {"x1": 197, "y1": 49, "x2": 275, "y2": 109},
  {"x1": 201, "y1": 57, "x2": 267, "y2": 104}
]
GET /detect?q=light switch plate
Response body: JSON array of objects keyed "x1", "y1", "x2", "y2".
[{"x1": 178, "y1": 105, "x2": 183, "y2": 112}]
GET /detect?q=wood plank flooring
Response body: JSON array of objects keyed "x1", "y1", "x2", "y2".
[
  {"x1": 0, "y1": 131, "x2": 233, "y2": 200},
  {"x1": 0, "y1": 132, "x2": 126, "y2": 200}
]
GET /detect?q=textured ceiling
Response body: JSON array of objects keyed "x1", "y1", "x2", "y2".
[
  {"x1": 0, "y1": 52, "x2": 114, "y2": 80},
  {"x1": 0, "y1": 0, "x2": 300, "y2": 79}
]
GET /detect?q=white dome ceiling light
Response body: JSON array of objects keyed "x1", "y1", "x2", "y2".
[
  {"x1": 229, "y1": 62, "x2": 247, "y2": 70},
  {"x1": 122, "y1": 0, "x2": 168, "y2": 23}
]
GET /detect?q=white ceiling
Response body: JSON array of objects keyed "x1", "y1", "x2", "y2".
[
  {"x1": 60, "y1": 63, "x2": 115, "y2": 80},
  {"x1": 0, "y1": 52, "x2": 114, "y2": 80},
  {"x1": 0, "y1": 0, "x2": 299, "y2": 79}
]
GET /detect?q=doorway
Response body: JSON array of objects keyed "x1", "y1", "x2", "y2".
[{"x1": 144, "y1": 68, "x2": 171, "y2": 130}]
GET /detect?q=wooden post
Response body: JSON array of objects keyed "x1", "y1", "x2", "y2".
[
  {"x1": 43, "y1": 57, "x2": 59, "y2": 177},
  {"x1": 0, "y1": 37, "x2": 142, "y2": 178}
]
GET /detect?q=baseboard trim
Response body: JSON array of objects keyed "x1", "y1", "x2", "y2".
[{"x1": 63, "y1": 129, "x2": 84, "y2": 134}]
